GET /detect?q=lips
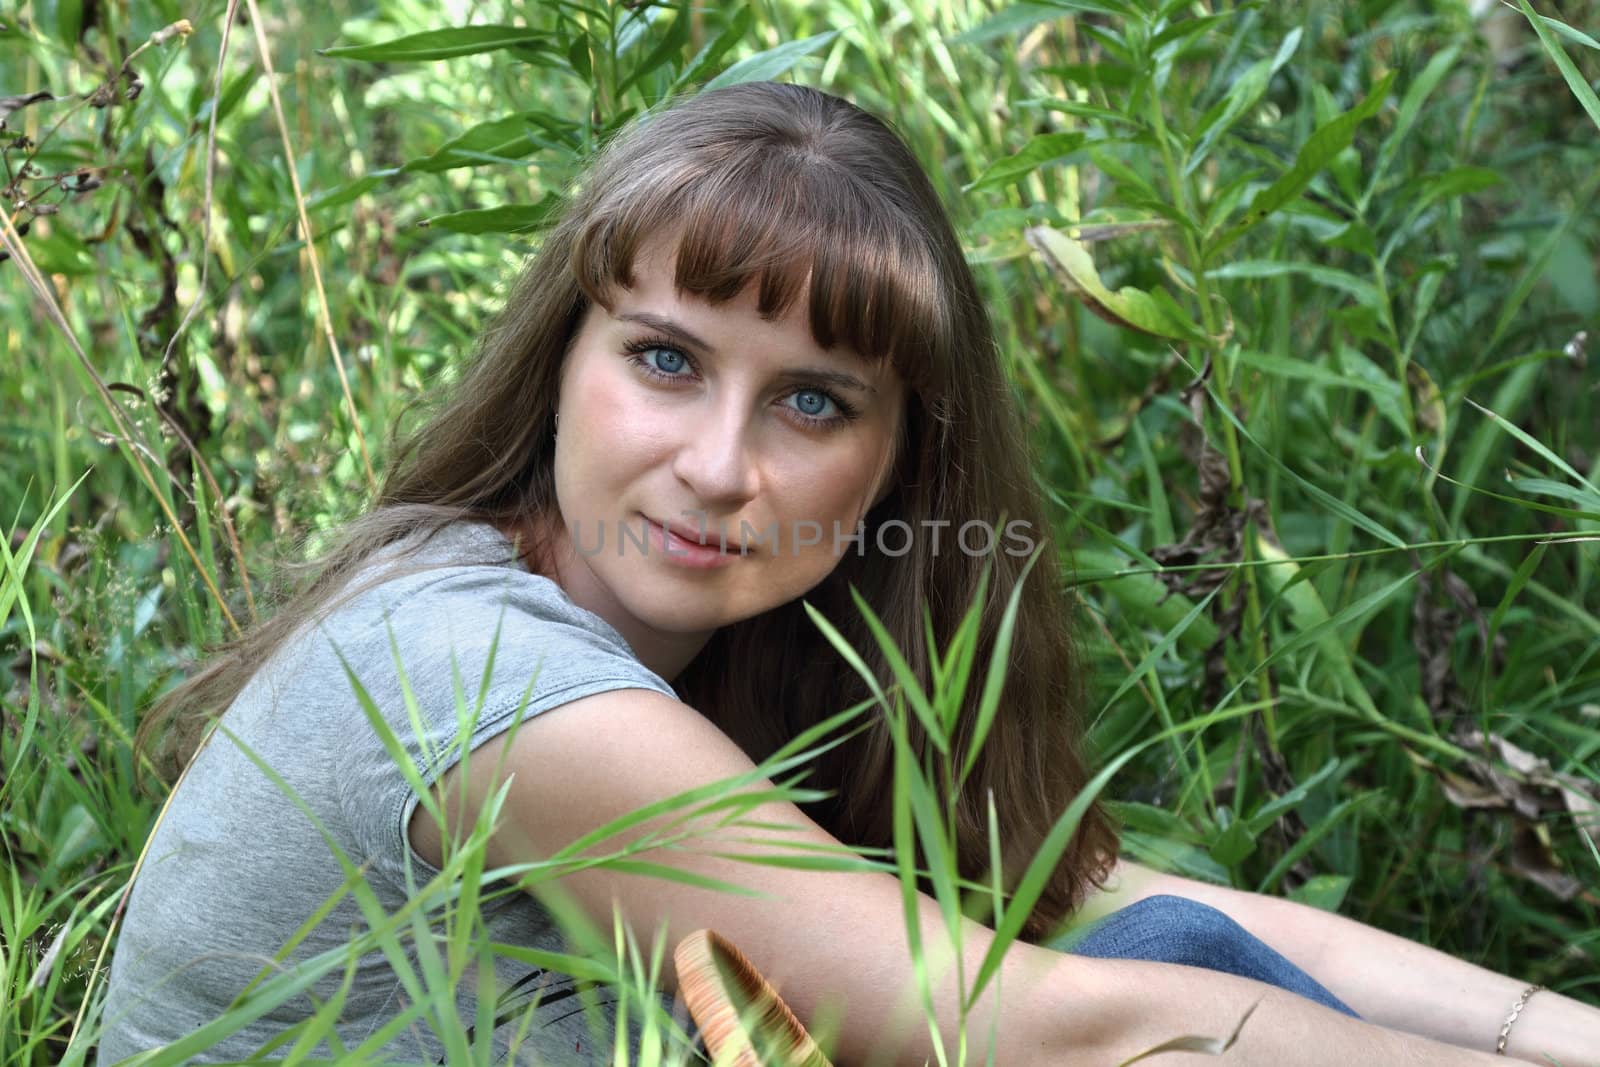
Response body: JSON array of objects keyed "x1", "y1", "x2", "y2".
[{"x1": 647, "y1": 516, "x2": 748, "y2": 556}]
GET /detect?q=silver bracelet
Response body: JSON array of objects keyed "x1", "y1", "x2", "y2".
[{"x1": 1496, "y1": 984, "x2": 1544, "y2": 1055}]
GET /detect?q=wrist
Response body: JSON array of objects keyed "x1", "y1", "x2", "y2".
[
  {"x1": 1497, "y1": 984, "x2": 1600, "y2": 1066},
  {"x1": 1497, "y1": 984, "x2": 1542, "y2": 1057}
]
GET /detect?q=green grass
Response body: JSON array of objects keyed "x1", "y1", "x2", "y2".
[{"x1": 2, "y1": 0, "x2": 1598, "y2": 1062}]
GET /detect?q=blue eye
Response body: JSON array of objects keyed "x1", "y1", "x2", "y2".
[
  {"x1": 789, "y1": 389, "x2": 835, "y2": 419},
  {"x1": 623, "y1": 335, "x2": 857, "y2": 428},
  {"x1": 624, "y1": 338, "x2": 695, "y2": 381},
  {"x1": 648, "y1": 347, "x2": 688, "y2": 375}
]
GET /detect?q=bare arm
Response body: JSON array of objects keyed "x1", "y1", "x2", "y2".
[
  {"x1": 410, "y1": 690, "x2": 1516, "y2": 1065},
  {"x1": 1091, "y1": 858, "x2": 1600, "y2": 1065}
]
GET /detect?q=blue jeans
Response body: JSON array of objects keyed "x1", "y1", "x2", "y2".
[{"x1": 1049, "y1": 894, "x2": 1359, "y2": 1018}]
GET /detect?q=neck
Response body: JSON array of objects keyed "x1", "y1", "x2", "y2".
[{"x1": 497, "y1": 515, "x2": 712, "y2": 682}]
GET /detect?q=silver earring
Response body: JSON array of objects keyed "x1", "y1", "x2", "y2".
[{"x1": 553, "y1": 412, "x2": 560, "y2": 438}]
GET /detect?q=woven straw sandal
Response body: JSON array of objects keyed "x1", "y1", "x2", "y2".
[{"x1": 673, "y1": 929, "x2": 834, "y2": 1067}]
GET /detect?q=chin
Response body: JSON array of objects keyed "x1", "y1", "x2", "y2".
[{"x1": 620, "y1": 588, "x2": 746, "y2": 634}]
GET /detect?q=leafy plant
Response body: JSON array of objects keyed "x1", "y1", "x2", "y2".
[{"x1": 2, "y1": 0, "x2": 1597, "y2": 1062}]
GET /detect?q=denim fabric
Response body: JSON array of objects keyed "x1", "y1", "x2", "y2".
[{"x1": 1049, "y1": 894, "x2": 1359, "y2": 1018}]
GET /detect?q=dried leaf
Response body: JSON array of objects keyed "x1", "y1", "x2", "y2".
[
  {"x1": 1406, "y1": 362, "x2": 1447, "y2": 434},
  {"x1": 1459, "y1": 730, "x2": 1600, "y2": 848},
  {"x1": 0, "y1": 91, "x2": 54, "y2": 128},
  {"x1": 1435, "y1": 767, "x2": 1507, "y2": 811},
  {"x1": 1508, "y1": 821, "x2": 1582, "y2": 901},
  {"x1": 1426, "y1": 730, "x2": 1600, "y2": 898},
  {"x1": 1116, "y1": 1001, "x2": 1259, "y2": 1064},
  {"x1": 1558, "y1": 784, "x2": 1600, "y2": 850},
  {"x1": 1148, "y1": 358, "x2": 1275, "y2": 708},
  {"x1": 1411, "y1": 565, "x2": 1495, "y2": 733},
  {"x1": 149, "y1": 19, "x2": 194, "y2": 47}
]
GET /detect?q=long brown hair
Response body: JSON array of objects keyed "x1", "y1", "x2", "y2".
[{"x1": 141, "y1": 81, "x2": 1117, "y2": 939}]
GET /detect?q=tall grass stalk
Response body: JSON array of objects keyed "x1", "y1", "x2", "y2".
[{"x1": 2, "y1": 0, "x2": 1597, "y2": 1061}]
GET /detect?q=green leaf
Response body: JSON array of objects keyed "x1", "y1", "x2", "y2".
[
  {"x1": 1071, "y1": 547, "x2": 1219, "y2": 654},
  {"x1": 1208, "y1": 260, "x2": 1377, "y2": 306},
  {"x1": 848, "y1": 586, "x2": 945, "y2": 755},
  {"x1": 701, "y1": 30, "x2": 838, "y2": 91},
  {"x1": 1015, "y1": 98, "x2": 1146, "y2": 130},
  {"x1": 1207, "y1": 373, "x2": 1407, "y2": 548},
  {"x1": 966, "y1": 132, "x2": 1090, "y2": 192},
  {"x1": 961, "y1": 550, "x2": 1040, "y2": 784},
  {"x1": 1105, "y1": 801, "x2": 1205, "y2": 844},
  {"x1": 618, "y1": 6, "x2": 691, "y2": 94},
  {"x1": 24, "y1": 226, "x2": 97, "y2": 276},
  {"x1": 419, "y1": 196, "x2": 565, "y2": 235},
  {"x1": 1186, "y1": 28, "x2": 1301, "y2": 176},
  {"x1": 1503, "y1": 475, "x2": 1600, "y2": 512},
  {"x1": 1208, "y1": 816, "x2": 1257, "y2": 868},
  {"x1": 1287, "y1": 874, "x2": 1352, "y2": 912},
  {"x1": 1252, "y1": 534, "x2": 1382, "y2": 718},
  {"x1": 1233, "y1": 346, "x2": 1400, "y2": 424},
  {"x1": 1213, "y1": 71, "x2": 1395, "y2": 253},
  {"x1": 1467, "y1": 397, "x2": 1600, "y2": 497},
  {"x1": 0, "y1": 474, "x2": 87, "y2": 646},
  {"x1": 1150, "y1": 11, "x2": 1233, "y2": 51},
  {"x1": 1095, "y1": 586, "x2": 1221, "y2": 718},
  {"x1": 949, "y1": 2, "x2": 1124, "y2": 46},
  {"x1": 968, "y1": 741, "x2": 1147, "y2": 1003},
  {"x1": 1366, "y1": 46, "x2": 1459, "y2": 202},
  {"x1": 1118, "y1": 831, "x2": 1232, "y2": 884},
  {"x1": 402, "y1": 112, "x2": 578, "y2": 174},
  {"x1": 1483, "y1": 545, "x2": 1548, "y2": 690},
  {"x1": 1409, "y1": 165, "x2": 1502, "y2": 211},
  {"x1": 1517, "y1": 0, "x2": 1600, "y2": 134},
  {"x1": 1026, "y1": 225, "x2": 1208, "y2": 341},
  {"x1": 1537, "y1": 13, "x2": 1600, "y2": 51},
  {"x1": 308, "y1": 169, "x2": 400, "y2": 214},
  {"x1": 320, "y1": 26, "x2": 553, "y2": 63},
  {"x1": 1040, "y1": 61, "x2": 1136, "y2": 90},
  {"x1": 672, "y1": 8, "x2": 754, "y2": 91},
  {"x1": 1256, "y1": 796, "x2": 1370, "y2": 893},
  {"x1": 566, "y1": 33, "x2": 592, "y2": 82},
  {"x1": 1087, "y1": 145, "x2": 1164, "y2": 203},
  {"x1": 1245, "y1": 758, "x2": 1342, "y2": 835},
  {"x1": 39, "y1": 0, "x2": 84, "y2": 48},
  {"x1": 200, "y1": 63, "x2": 263, "y2": 128},
  {"x1": 1228, "y1": 557, "x2": 1419, "y2": 724}
]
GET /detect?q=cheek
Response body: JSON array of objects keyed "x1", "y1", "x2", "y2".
[
  {"x1": 558, "y1": 361, "x2": 672, "y2": 484},
  {"x1": 769, "y1": 436, "x2": 896, "y2": 526}
]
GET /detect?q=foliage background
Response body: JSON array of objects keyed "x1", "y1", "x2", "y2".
[{"x1": 1, "y1": 0, "x2": 1598, "y2": 1061}]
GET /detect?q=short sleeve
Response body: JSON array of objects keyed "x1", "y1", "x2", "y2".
[{"x1": 323, "y1": 564, "x2": 678, "y2": 889}]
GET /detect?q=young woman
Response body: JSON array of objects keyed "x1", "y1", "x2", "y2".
[{"x1": 99, "y1": 81, "x2": 1596, "y2": 1065}]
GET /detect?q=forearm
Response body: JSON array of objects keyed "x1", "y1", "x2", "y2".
[
  {"x1": 1100, "y1": 860, "x2": 1600, "y2": 1064},
  {"x1": 952, "y1": 945, "x2": 1513, "y2": 1066},
  {"x1": 857, "y1": 900, "x2": 1511, "y2": 1066}
]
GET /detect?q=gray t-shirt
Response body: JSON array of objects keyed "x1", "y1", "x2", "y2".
[{"x1": 97, "y1": 522, "x2": 682, "y2": 1064}]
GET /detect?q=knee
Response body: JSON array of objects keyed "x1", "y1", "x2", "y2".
[{"x1": 1119, "y1": 894, "x2": 1253, "y2": 967}]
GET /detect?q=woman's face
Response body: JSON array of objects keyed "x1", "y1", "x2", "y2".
[{"x1": 544, "y1": 242, "x2": 906, "y2": 675}]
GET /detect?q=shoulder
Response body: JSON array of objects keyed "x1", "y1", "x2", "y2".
[
  {"x1": 300, "y1": 521, "x2": 677, "y2": 711},
  {"x1": 329, "y1": 523, "x2": 633, "y2": 658}
]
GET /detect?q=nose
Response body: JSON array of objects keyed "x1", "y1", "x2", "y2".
[{"x1": 670, "y1": 401, "x2": 760, "y2": 509}]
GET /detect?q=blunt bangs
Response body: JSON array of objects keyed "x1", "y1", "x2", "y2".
[{"x1": 569, "y1": 141, "x2": 950, "y2": 392}]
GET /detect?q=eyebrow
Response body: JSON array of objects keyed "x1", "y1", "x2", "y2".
[{"x1": 616, "y1": 311, "x2": 878, "y2": 394}]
